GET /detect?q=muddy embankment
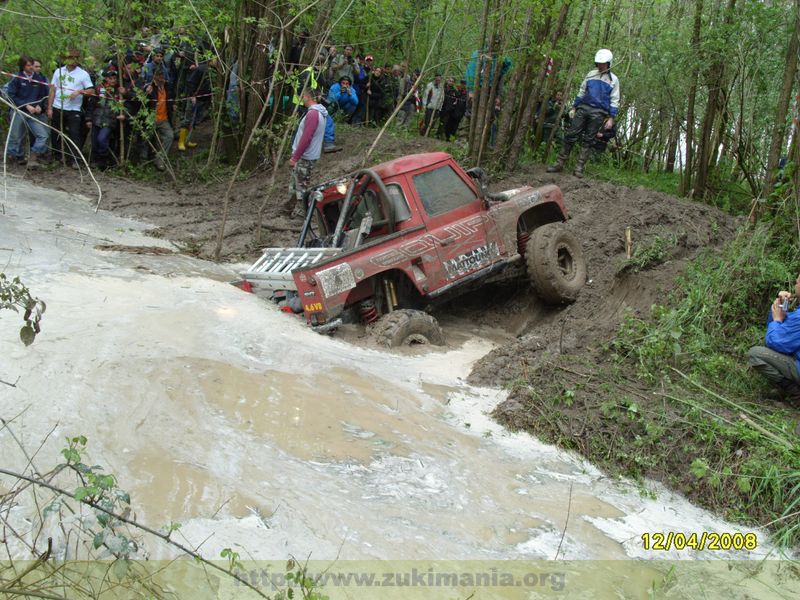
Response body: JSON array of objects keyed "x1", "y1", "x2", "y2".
[{"x1": 19, "y1": 124, "x2": 442, "y2": 260}]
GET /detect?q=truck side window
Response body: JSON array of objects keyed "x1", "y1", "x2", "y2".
[{"x1": 413, "y1": 165, "x2": 477, "y2": 216}]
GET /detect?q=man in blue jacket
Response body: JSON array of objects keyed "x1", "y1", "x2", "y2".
[
  {"x1": 6, "y1": 55, "x2": 50, "y2": 167},
  {"x1": 547, "y1": 48, "x2": 620, "y2": 178},
  {"x1": 748, "y1": 275, "x2": 800, "y2": 403},
  {"x1": 326, "y1": 75, "x2": 358, "y2": 117}
]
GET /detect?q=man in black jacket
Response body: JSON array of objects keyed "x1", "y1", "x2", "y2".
[
  {"x1": 438, "y1": 78, "x2": 467, "y2": 140},
  {"x1": 179, "y1": 58, "x2": 214, "y2": 150}
]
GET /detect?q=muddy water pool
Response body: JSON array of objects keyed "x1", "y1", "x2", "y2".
[{"x1": 0, "y1": 179, "x2": 794, "y2": 598}]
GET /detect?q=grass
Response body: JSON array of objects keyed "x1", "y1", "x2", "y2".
[
  {"x1": 497, "y1": 224, "x2": 800, "y2": 551},
  {"x1": 587, "y1": 156, "x2": 682, "y2": 195},
  {"x1": 621, "y1": 232, "x2": 679, "y2": 272}
]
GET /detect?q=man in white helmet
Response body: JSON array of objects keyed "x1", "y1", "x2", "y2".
[{"x1": 547, "y1": 48, "x2": 620, "y2": 177}]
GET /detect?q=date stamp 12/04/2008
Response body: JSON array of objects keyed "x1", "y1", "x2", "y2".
[{"x1": 641, "y1": 532, "x2": 758, "y2": 552}]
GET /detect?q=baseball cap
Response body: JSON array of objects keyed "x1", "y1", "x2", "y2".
[{"x1": 365, "y1": 55, "x2": 374, "y2": 61}]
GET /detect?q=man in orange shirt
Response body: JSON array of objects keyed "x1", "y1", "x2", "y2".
[{"x1": 142, "y1": 67, "x2": 173, "y2": 170}]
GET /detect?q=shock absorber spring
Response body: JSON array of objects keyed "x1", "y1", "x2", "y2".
[
  {"x1": 518, "y1": 230, "x2": 530, "y2": 256},
  {"x1": 359, "y1": 300, "x2": 379, "y2": 324}
]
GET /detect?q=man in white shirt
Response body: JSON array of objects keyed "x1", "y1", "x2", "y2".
[{"x1": 47, "y1": 48, "x2": 94, "y2": 166}]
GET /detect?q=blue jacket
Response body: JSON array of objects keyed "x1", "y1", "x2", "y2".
[
  {"x1": 465, "y1": 50, "x2": 512, "y2": 92},
  {"x1": 7, "y1": 71, "x2": 49, "y2": 108},
  {"x1": 327, "y1": 82, "x2": 358, "y2": 107},
  {"x1": 765, "y1": 309, "x2": 800, "y2": 371},
  {"x1": 574, "y1": 69, "x2": 620, "y2": 117}
]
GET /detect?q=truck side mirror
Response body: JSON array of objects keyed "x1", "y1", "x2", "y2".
[{"x1": 465, "y1": 167, "x2": 488, "y2": 198}]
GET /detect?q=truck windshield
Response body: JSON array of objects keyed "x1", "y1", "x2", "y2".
[{"x1": 413, "y1": 165, "x2": 477, "y2": 216}]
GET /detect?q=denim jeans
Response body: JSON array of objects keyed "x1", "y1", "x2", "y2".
[
  {"x1": 7, "y1": 108, "x2": 49, "y2": 157},
  {"x1": 92, "y1": 126, "x2": 114, "y2": 159}
]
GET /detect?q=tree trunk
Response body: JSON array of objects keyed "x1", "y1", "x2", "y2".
[
  {"x1": 468, "y1": 0, "x2": 493, "y2": 154},
  {"x1": 692, "y1": 0, "x2": 736, "y2": 199},
  {"x1": 542, "y1": 3, "x2": 595, "y2": 161},
  {"x1": 764, "y1": 0, "x2": 800, "y2": 199},
  {"x1": 680, "y1": 0, "x2": 703, "y2": 197},
  {"x1": 665, "y1": 113, "x2": 680, "y2": 173},
  {"x1": 507, "y1": 1, "x2": 570, "y2": 170},
  {"x1": 492, "y1": 7, "x2": 533, "y2": 157}
]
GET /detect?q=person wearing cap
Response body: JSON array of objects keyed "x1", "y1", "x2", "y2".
[
  {"x1": 91, "y1": 68, "x2": 121, "y2": 169},
  {"x1": 142, "y1": 47, "x2": 170, "y2": 85},
  {"x1": 48, "y1": 48, "x2": 95, "y2": 166},
  {"x1": 357, "y1": 63, "x2": 385, "y2": 125},
  {"x1": 288, "y1": 86, "x2": 330, "y2": 218},
  {"x1": 117, "y1": 57, "x2": 148, "y2": 162},
  {"x1": 547, "y1": 48, "x2": 620, "y2": 178},
  {"x1": 6, "y1": 55, "x2": 50, "y2": 167},
  {"x1": 326, "y1": 75, "x2": 358, "y2": 117}
]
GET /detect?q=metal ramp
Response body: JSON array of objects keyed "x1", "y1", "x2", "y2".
[{"x1": 241, "y1": 247, "x2": 342, "y2": 291}]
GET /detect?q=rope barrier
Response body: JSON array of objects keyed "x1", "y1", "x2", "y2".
[
  {"x1": 0, "y1": 95, "x2": 102, "y2": 212},
  {"x1": 2, "y1": 70, "x2": 216, "y2": 103}
]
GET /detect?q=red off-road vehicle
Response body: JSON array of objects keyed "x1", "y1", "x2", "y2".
[{"x1": 241, "y1": 152, "x2": 586, "y2": 346}]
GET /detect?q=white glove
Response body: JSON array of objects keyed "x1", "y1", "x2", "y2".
[{"x1": 568, "y1": 108, "x2": 576, "y2": 120}]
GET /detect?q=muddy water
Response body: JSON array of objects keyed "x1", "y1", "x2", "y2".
[{"x1": 0, "y1": 180, "x2": 792, "y2": 595}]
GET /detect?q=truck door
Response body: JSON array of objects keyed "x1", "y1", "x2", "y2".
[{"x1": 408, "y1": 163, "x2": 498, "y2": 285}]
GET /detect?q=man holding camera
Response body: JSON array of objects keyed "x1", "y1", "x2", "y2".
[
  {"x1": 333, "y1": 45, "x2": 356, "y2": 83},
  {"x1": 326, "y1": 75, "x2": 359, "y2": 117},
  {"x1": 748, "y1": 275, "x2": 800, "y2": 404}
]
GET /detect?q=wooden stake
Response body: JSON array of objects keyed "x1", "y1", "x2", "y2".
[{"x1": 625, "y1": 226, "x2": 633, "y2": 259}]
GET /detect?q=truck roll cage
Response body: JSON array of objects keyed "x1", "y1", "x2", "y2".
[{"x1": 298, "y1": 168, "x2": 396, "y2": 250}]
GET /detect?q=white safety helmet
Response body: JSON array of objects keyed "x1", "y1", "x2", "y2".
[{"x1": 594, "y1": 48, "x2": 613, "y2": 65}]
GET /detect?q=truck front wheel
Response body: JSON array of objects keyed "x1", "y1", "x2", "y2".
[
  {"x1": 525, "y1": 224, "x2": 586, "y2": 304},
  {"x1": 370, "y1": 309, "x2": 446, "y2": 347}
]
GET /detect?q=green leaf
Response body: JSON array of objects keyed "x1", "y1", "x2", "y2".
[
  {"x1": 61, "y1": 448, "x2": 80, "y2": 464},
  {"x1": 20, "y1": 324, "x2": 35, "y2": 346},
  {"x1": 93, "y1": 531, "x2": 107, "y2": 549},
  {"x1": 736, "y1": 477, "x2": 752, "y2": 493},
  {"x1": 112, "y1": 558, "x2": 130, "y2": 579},
  {"x1": 98, "y1": 474, "x2": 115, "y2": 490},
  {"x1": 690, "y1": 458, "x2": 709, "y2": 478},
  {"x1": 74, "y1": 486, "x2": 94, "y2": 501}
]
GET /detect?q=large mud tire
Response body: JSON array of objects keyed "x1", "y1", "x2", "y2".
[
  {"x1": 370, "y1": 309, "x2": 446, "y2": 347},
  {"x1": 525, "y1": 224, "x2": 586, "y2": 304}
]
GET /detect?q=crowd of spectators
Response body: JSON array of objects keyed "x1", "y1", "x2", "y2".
[
  {"x1": 2, "y1": 30, "x2": 216, "y2": 170},
  {"x1": 3, "y1": 28, "x2": 598, "y2": 172},
  {"x1": 290, "y1": 38, "x2": 471, "y2": 145}
]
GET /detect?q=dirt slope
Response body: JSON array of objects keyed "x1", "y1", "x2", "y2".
[{"x1": 465, "y1": 166, "x2": 738, "y2": 386}]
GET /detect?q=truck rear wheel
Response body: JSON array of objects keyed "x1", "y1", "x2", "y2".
[
  {"x1": 370, "y1": 309, "x2": 446, "y2": 347},
  {"x1": 525, "y1": 224, "x2": 586, "y2": 304}
]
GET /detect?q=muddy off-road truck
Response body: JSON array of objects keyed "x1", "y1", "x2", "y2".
[{"x1": 240, "y1": 152, "x2": 586, "y2": 346}]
